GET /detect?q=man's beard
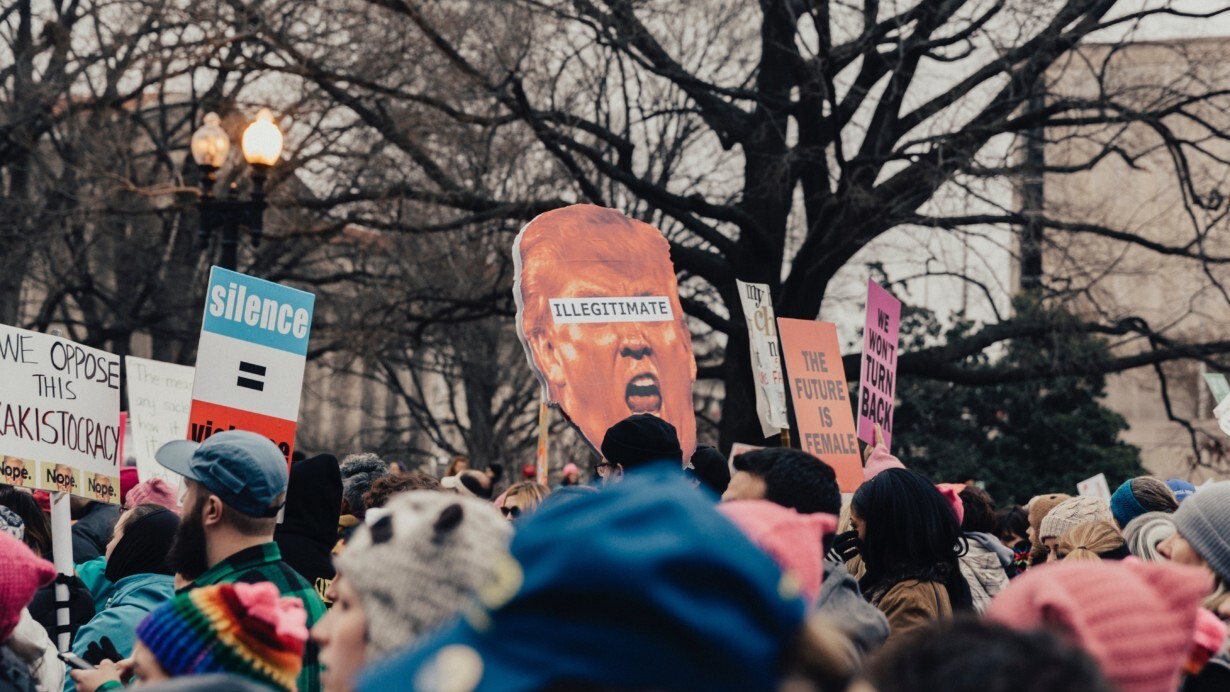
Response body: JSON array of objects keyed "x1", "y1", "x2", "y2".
[{"x1": 168, "y1": 495, "x2": 210, "y2": 581}]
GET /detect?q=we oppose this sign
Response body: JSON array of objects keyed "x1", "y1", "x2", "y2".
[
  {"x1": 0, "y1": 324, "x2": 121, "y2": 503},
  {"x1": 188, "y1": 267, "x2": 314, "y2": 462},
  {"x1": 777, "y1": 319, "x2": 862, "y2": 491},
  {"x1": 857, "y1": 280, "x2": 901, "y2": 448}
]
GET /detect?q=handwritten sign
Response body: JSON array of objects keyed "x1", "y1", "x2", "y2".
[
  {"x1": 126, "y1": 356, "x2": 194, "y2": 489},
  {"x1": 857, "y1": 280, "x2": 902, "y2": 448},
  {"x1": 1077, "y1": 473, "x2": 1112, "y2": 502},
  {"x1": 737, "y1": 280, "x2": 788, "y2": 438},
  {"x1": 0, "y1": 324, "x2": 121, "y2": 503},
  {"x1": 777, "y1": 318, "x2": 862, "y2": 491}
]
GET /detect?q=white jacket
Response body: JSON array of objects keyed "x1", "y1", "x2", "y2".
[{"x1": 8, "y1": 609, "x2": 65, "y2": 692}]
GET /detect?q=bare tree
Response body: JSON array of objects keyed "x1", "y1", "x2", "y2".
[{"x1": 232, "y1": 0, "x2": 1230, "y2": 456}]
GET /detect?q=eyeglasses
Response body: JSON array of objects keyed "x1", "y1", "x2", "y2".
[
  {"x1": 595, "y1": 461, "x2": 614, "y2": 478},
  {"x1": 500, "y1": 505, "x2": 522, "y2": 519}
]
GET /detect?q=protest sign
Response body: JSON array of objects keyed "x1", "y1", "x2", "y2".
[
  {"x1": 0, "y1": 324, "x2": 121, "y2": 503},
  {"x1": 857, "y1": 280, "x2": 902, "y2": 448},
  {"x1": 126, "y1": 356, "x2": 194, "y2": 487},
  {"x1": 737, "y1": 280, "x2": 788, "y2": 439},
  {"x1": 513, "y1": 204, "x2": 698, "y2": 461},
  {"x1": 777, "y1": 318, "x2": 863, "y2": 491},
  {"x1": 188, "y1": 267, "x2": 314, "y2": 462},
  {"x1": 1205, "y1": 373, "x2": 1230, "y2": 405},
  {"x1": 1077, "y1": 472, "x2": 1112, "y2": 502}
]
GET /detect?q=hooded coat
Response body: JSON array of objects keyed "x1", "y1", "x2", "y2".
[
  {"x1": 959, "y1": 532, "x2": 1012, "y2": 613},
  {"x1": 274, "y1": 454, "x2": 342, "y2": 607}
]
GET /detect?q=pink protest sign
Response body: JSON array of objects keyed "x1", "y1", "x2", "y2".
[{"x1": 857, "y1": 280, "x2": 901, "y2": 448}]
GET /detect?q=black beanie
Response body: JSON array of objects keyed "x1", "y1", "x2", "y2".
[{"x1": 601, "y1": 414, "x2": 683, "y2": 470}]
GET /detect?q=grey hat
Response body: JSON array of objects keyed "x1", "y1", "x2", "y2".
[
  {"x1": 1038, "y1": 496, "x2": 1113, "y2": 541},
  {"x1": 334, "y1": 490, "x2": 512, "y2": 660},
  {"x1": 339, "y1": 453, "x2": 389, "y2": 515},
  {"x1": 1123, "y1": 511, "x2": 1176, "y2": 561},
  {"x1": 1172, "y1": 481, "x2": 1230, "y2": 581}
]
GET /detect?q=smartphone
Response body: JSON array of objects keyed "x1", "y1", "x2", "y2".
[{"x1": 58, "y1": 652, "x2": 95, "y2": 671}]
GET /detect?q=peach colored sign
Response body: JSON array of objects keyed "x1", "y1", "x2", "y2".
[
  {"x1": 777, "y1": 318, "x2": 862, "y2": 491},
  {"x1": 513, "y1": 205, "x2": 697, "y2": 461}
]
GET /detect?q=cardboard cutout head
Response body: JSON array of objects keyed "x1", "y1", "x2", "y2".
[{"x1": 514, "y1": 205, "x2": 697, "y2": 461}]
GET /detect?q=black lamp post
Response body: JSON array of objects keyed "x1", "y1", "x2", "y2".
[{"x1": 190, "y1": 109, "x2": 283, "y2": 271}]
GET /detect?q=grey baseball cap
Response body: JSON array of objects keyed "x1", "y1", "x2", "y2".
[{"x1": 155, "y1": 430, "x2": 289, "y2": 517}]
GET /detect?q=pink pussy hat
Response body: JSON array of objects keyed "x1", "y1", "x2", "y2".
[
  {"x1": 717, "y1": 500, "x2": 837, "y2": 605},
  {"x1": 0, "y1": 530, "x2": 56, "y2": 640},
  {"x1": 987, "y1": 559, "x2": 1211, "y2": 692},
  {"x1": 862, "y1": 444, "x2": 905, "y2": 481}
]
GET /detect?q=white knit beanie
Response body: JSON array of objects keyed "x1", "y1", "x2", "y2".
[
  {"x1": 1039, "y1": 496, "x2": 1113, "y2": 541},
  {"x1": 1123, "y1": 511, "x2": 1176, "y2": 562},
  {"x1": 334, "y1": 490, "x2": 512, "y2": 660}
]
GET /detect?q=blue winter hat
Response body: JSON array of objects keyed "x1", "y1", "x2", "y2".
[
  {"x1": 1111, "y1": 477, "x2": 1179, "y2": 528},
  {"x1": 359, "y1": 463, "x2": 806, "y2": 692},
  {"x1": 155, "y1": 430, "x2": 288, "y2": 517},
  {"x1": 1110, "y1": 479, "x2": 1148, "y2": 528},
  {"x1": 1167, "y1": 479, "x2": 1197, "y2": 503}
]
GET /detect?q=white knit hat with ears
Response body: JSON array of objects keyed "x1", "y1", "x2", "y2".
[{"x1": 335, "y1": 490, "x2": 512, "y2": 660}]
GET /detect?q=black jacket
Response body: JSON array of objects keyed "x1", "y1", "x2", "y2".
[
  {"x1": 274, "y1": 454, "x2": 342, "y2": 606},
  {"x1": 71, "y1": 502, "x2": 120, "y2": 564}
]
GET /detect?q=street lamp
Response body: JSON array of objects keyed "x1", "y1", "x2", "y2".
[{"x1": 191, "y1": 109, "x2": 284, "y2": 271}]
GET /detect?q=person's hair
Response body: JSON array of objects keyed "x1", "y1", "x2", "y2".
[
  {"x1": 863, "y1": 617, "x2": 1113, "y2": 692},
  {"x1": 996, "y1": 506, "x2": 1030, "y2": 543},
  {"x1": 851, "y1": 468, "x2": 972, "y2": 611},
  {"x1": 1059, "y1": 521, "x2": 1127, "y2": 562},
  {"x1": 732, "y1": 448, "x2": 840, "y2": 515},
  {"x1": 958, "y1": 486, "x2": 997, "y2": 534},
  {"x1": 217, "y1": 493, "x2": 284, "y2": 537},
  {"x1": 363, "y1": 471, "x2": 441, "y2": 510},
  {"x1": 689, "y1": 445, "x2": 730, "y2": 495},
  {"x1": 340, "y1": 453, "x2": 390, "y2": 516},
  {"x1": 487, "y1": 463, "x2": 505, "y2": 484},
  {"x1": 504, "y1": 482, "x2": 551, "y2": 512},
  {"x1": 115, "y1": 503, "x2": 171, "y2": 538},
  {"x1": 1129, "y1": 477, "x2": 1179, "y2": 514},
  {"x1": 444, "y1": 456, "x2": 469, "y2": 477},
  {"x1": 0, "y1": 488, "x2": 51, "y2": 557}
]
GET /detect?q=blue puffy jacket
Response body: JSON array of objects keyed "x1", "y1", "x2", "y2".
[{"x1": 65, "y1": 572, "x2": 174, "y2": 692}]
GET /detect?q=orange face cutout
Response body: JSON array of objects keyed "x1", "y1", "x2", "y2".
[{"x1": 515, "y1": 205, "x2": 697, "y2": 462}]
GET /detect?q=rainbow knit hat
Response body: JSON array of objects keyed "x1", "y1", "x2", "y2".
[{"x1": 136, "y1": 582, "x2": 308, "y2": 691}]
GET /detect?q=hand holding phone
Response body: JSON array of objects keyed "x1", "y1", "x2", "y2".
[{"x1": 58, "y1": 651, "x2": 96, "y2": 670}]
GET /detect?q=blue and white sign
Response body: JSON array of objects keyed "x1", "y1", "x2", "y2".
[{"x1": 188, "y1": 267, "x2": 315, "y2": 460}]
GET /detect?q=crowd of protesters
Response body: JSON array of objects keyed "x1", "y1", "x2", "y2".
[{"x1": 1, "y1": 413, "x2": 1229, "y2": 692}]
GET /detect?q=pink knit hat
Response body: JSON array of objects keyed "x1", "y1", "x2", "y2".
[
  {"x1": 120, "y1": 467, "x2": 140, "y2": 505},
  {"x1": 0, "y1": 530, "x2": 56, "y2": 640},
  {"x1": 986, "y1": 559, "x2": 1211, "y2": 692},
  {"x1": 1188, "y1": 608, "x2": 1228, "y2": 674},
  {"x1": 126, "y1": 478, "x2": 180, "y2": 514},
  {"x1": 862, "y1": 444, "x2": 906, "y2": 481},
  {"x1": 717, "y1": 500, "x2": 837, "y2": 604},
  {"x1": 935, "y1": 483, "x2": 966, "y2": 526}
]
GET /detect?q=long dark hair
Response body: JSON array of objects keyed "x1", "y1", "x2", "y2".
[
  {"x1": 0, "y1": 488, "x2": 52, "y2": 558},
  {"x1": 852, "y1": 468, "x2": 973, "y2": 610}
]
